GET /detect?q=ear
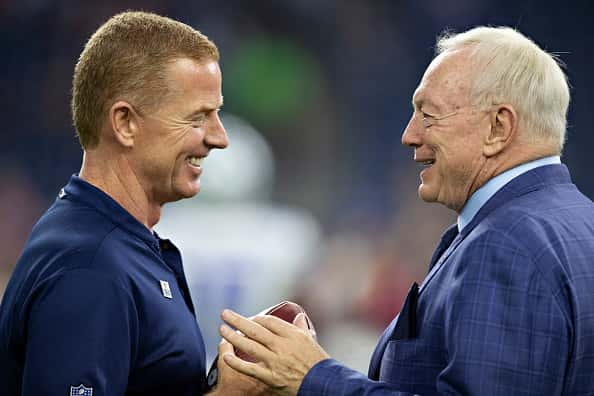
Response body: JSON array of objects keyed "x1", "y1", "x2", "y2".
[
  {"x1": 483, "y1": 104, "x2": 517, "y2": 157},
  {"x1": 108, "y1": 101, "x2": 141, "y2": 148}
]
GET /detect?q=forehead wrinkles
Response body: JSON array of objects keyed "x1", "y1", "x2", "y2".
[{"x1": 417, "y1": 50, "x2": 473, "y2": 109}]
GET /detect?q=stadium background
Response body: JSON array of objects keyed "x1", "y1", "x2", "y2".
[{"x1": 2, "y1": 0, "x2": 593, "y2": 371}]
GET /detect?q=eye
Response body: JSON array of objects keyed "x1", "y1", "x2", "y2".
[
  {"x1": 421, "y1": 111, "x2": 436, "y2": 128},
  {"x1": 421, "y1": 111, "x2": 434, "y2": 119},
  {"x1": 191, "y1": 114, "x2": 206, "y2": 127}
]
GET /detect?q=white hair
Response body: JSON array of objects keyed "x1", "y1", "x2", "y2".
[{"x1": 436, "y1": 26, "x2": 570, "y2": 152}]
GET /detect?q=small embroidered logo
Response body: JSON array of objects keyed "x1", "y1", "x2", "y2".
[
  {"x1": 70, "y1": 384, "x2": 93, "y2": 396},
  {"x1": 160, "y1": 280, "x2": 173, "y2": 299}
]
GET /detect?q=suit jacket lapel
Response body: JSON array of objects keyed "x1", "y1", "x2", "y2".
[
  {"x1": 419, "y1": 231, "x2": 465, "y2": 293},
  {"x1": 428, "y1": 224, "x2": 459, "y2": 272}
]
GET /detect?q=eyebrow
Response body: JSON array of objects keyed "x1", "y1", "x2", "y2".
[
  {"x1": 411, "y1": 88, "x2": 425, "y2": 110},
  {"x1": 413, "y1": 94, "x2": 441, "y2": 113}
]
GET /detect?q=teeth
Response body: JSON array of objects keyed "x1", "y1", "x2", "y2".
[{"x1": 188, "y1": 156, "x2": 203, "y2": 167}]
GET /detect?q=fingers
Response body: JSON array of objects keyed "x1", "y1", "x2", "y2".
[
  {"x1": 252, "y1": 313, "x2": 318, "y2": 342},
  {"x1": 220, "y1": 309, "x2": 328, "y2": 395},
  {"x1": 218, "y1": 338, "x2": 234, "y2": 356},
  {"x1": 251, "y1": 314, "x2": 295, "y2": 336},
  {"x1": 221, "y1": 310, "x2": 277, "y2": 347},
  {"x1": 223, "y1": 308, "x2": 314, "y2": 340},
  {"x1": 220, "y1": 324, "x2": 274, "y2": 362},
  {"x1": 222, "y1": 352, "x2": 278, "y2": 388}
]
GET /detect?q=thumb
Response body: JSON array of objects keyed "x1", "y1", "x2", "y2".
[
  {"x1": 293, "y1": 312, "x2": 308, "y2": 329},
  {"x1": 294, "y1": 313, "x2": 317, "y2": 339},
  {"x1": 218, "y1": 338, "x2": 235, "y2": 357}
]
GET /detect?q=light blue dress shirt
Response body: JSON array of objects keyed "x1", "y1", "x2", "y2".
[{"x1": 457, "y1": 156, "x2": 561, "y2": 231}]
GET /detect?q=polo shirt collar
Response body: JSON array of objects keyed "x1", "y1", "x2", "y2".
[{"x1": 61, "y1": 175, "x2": 159, "y2": 247}]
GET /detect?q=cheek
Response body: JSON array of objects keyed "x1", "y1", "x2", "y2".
[
  {"x1": 172, "y1": 130, "x2": 203, "y2": 167},
  {"x1": 180, "y1": 127, "x2": 204, "y2": 147},
  {"x1": 169, "y1": 131, "x2": 197, "y2": 158},
  {"x1": 438, "y1": 147, "x2": 483, "y2": 193},
  {"x1": 165, "y1": 124, "x2": 195, "y2": 146},
  {"x1": 438, "y1": 132, "x2": 480, "y2": 163},
  {"x1": 431, "y1": 146, "x2": 467, "y2": 188}
]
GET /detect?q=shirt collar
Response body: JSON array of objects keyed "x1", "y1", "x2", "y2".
[
  {"x1": 457, "y1": 156, "x2": 561, "y2": 232},
  {"x1": 61, "y1": 174, "x2": 160, "y2": 247}
]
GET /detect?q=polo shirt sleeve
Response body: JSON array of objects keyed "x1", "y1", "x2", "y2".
[{"x1": 21, "y1": 268, "x2": 138, "y2": 396}]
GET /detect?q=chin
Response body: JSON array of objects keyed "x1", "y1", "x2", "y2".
[
  {"x1": 173, "y1": 178, "x2": 201, "y2": 199},
  {"x1": 180, "y1": 187, "x2": 200, "y2": 199},
  {"x1": 418, "y1": 184, "x2": 438, "y2": 204},
  {"x1": 165, "y1": 188, "x2": 199, "y2": 204}
]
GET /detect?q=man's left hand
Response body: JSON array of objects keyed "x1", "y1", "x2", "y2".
[{"x1": 219, "y1": 310, "x2": 330, "y2": 396}]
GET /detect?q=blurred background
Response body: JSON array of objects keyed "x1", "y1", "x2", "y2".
[{"x1": 1, "y1": 0, "x2": 593, "y2": 372}]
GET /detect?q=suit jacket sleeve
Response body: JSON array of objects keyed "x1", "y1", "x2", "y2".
[
  {"x1": 299, "y1": 359, "x2": 418, "y2": 396},
  {"x1": 299, "y1": 228, "x2": 571, "y2": 395}
]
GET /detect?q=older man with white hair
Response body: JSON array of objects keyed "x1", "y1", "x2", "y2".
[{"x1": 218, "y1": 26, "x2": 594, "y2": 395}]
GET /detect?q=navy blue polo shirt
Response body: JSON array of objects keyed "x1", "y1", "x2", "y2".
[{"x1": 0, "y1": 176, "x2": 207, "y2": 395}]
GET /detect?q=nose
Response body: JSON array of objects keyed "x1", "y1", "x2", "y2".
[
  {"x1": 205, "y1": 112, "x2": 229, "y2": 150},
  {"x1": 401, "y1": 114, "x2": 423, "y2": 148}
]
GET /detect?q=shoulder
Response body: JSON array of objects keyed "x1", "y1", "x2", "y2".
[
  {"x1": 474, "y1": 180, "x2": 594, "y2": 255},
  {"x1": 452, "y1": 185, "x2": 594, "y2": 308},
  {"x1": 30, "y1": 198, "x2": 119, "y2": 255},
  {"x1": 14, "y1": 200, "x2": 142, "y2": 296}
]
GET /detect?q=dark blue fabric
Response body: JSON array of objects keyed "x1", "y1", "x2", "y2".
[
  {"x1": 0, "y1": 175, "x2": 207, "y2": 396},
  {"x1": 427, "y1": 224, "x2": 459, "y2": 273},
  {"x1": 299, "y1": 164, "x2": 594, "y2": 395}
]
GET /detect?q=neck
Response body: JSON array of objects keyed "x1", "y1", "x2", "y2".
[
  {"x1": 79, "y1": 150, "x2": 161, "y2": 229},
  {"x1": 465, "y1": 143, "x2": 558, "y2": 210}
]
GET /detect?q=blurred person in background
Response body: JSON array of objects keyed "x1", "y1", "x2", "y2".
[
  {"x1": 0, "y1": 11, "x2": 266, "y2": 396},
  {"x1": 0, "y1": 168, "x2": 45, "y2": 302},
  {"x1": 218, "y1": 26, "x2": 594, "y2": 395}
]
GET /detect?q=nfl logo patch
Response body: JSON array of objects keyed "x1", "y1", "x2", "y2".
[
  {"x1": 70, "y1": 384, "x2": 93, "y2": 396},
  {"x1": 160, "y1": 280, "x2": 173, "y2": 299}
]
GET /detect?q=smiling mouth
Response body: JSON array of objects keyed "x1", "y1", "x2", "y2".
[
  {"x1": 419, "y1": 159, "x2": 435, "y2": 168},
  {"x1": 187, "y1": 156, "x2": 204, "y2": 167}
]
